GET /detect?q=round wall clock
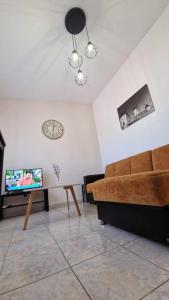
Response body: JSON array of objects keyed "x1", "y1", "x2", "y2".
[{"x1": 42, "y1": 120, "x2": 64, "y2": 139}]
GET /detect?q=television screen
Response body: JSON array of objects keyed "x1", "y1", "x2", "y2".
[{"x1": 5, "y1": 168, "x2": 43, "y2": 192}]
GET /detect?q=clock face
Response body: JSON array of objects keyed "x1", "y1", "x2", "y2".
[{"x1": 42, "y1": 120, "x2": 64, "y2": 139}]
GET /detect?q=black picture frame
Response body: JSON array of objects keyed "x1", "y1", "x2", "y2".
[{"x1": 117, "y1": 85, "x2": 155, "y2": 130}]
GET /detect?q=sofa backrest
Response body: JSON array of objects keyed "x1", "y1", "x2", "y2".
[
  {"x1": 105, "y1": 158, "x2": 131, "y2": 177},
  {"x1": 131, "y1": 150, "x2": 153, "y2": 174},
  {"x1": 152, "y1": 144, "x2": 169, "y2": 171},
  {"x1": 105, "y1": 162, "x2": 116, "y2": 177},
  {"x1": 105, "y1": 144, "x2": 169, "y2": 178},
  {"x1": 115, "y1": 157, "x2": 131, "y2": 176},
  {"x1": 105, "y1": 150, "x2": 153, "y2": 177}
]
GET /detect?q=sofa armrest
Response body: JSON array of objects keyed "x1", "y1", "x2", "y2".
[
  {"x1": 83, "y1": 174, "x2": 104, "y2": 204},
  {"x1": 84, "y1": 174, "x2": 104, "y2": 195}
]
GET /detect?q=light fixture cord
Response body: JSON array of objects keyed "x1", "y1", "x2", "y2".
[
  {"x1": 74, "y1": 35, "x2": 78, "y2": 52},
  {"x1": 74, "y1": 35, "x2": 81, "y2": 71},
  {"x1": 68, "y1": 15, "x2": 76, "y2": 51},
  {"x1": 71, "y1": 34, "x2": 75, "y2": 50},
  {"x1": 71, "y1": 34, "x2": 80, "y2": 70},
  {"x1": 85, "y1": 25, "x2": 90, "y2": 42}
]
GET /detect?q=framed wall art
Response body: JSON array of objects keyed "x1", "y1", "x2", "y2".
[{"x1": 117, "y1": 85, "x2": 155, "y2": 130}]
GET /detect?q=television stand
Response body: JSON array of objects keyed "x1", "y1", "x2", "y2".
[{"x1": 0, "y1": 189, "x2": 49, "y2": 220}]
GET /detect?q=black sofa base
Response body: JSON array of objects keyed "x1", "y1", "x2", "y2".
[{"x1": 96, "y1": 201, "x2": 169, "y2": 244}]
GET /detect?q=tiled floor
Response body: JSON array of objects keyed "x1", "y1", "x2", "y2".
[{"x1": 0, "y1": 202, "x2": 169, "y2": 299}]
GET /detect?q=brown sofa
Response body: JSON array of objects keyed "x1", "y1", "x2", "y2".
[{"x1": 88, "y1": 144, "x2": 169, "y2": 243}]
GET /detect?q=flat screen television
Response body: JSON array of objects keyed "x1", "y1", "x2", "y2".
[{"x1": 5, "y1": 168, "x2": 43, "y2": 192}]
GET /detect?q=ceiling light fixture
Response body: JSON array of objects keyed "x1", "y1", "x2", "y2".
[
  {"x1": 85, "y1": 26, "x2": 97, "y2": 59},
  {"x1": 65, "y1": 7, "x2": 97, "y2": 87},
  {"x1": 75, "y1": 69, "x2": 87, "y2": 86},
  {"x1": 68, "y1": 35, "x2": 83, "y2": 69}
]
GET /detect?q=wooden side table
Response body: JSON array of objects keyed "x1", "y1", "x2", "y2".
[{"x1": 23, "y1": 184, "x2": 81, "y2": 230}]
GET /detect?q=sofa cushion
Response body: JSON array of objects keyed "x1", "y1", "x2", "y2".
[
  {"x1": 131, "y1": 150, "x2": 153, "y2": 174},
  {"x1": 105, "y1": 162, "x2": 116, "y2": 178},
  {"x1": 91, "y1": 170, "x2": 169, "y2": 207},
  {"x1": 115, "y1": 157, "x2": 131, "y2": 176},
  {"x1": 152, "y1": 144, "x2": 169, "y2": 171}
]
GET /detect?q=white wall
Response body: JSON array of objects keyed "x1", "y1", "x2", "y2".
[
  {"x1": 93, "y1": 5, "x2": 169, "y2": 168},
  {"x1": 0, "y1": 100, "x2": 102, "y2": 204}
]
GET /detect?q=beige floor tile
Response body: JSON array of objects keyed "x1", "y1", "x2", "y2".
[
  {"x1": 59, "y1": 231, "x2": 117, "y2": 266},
  {"x1": 7, "y1": 225, "x2": 55, "y2": 258},
  {"x1": 98, "y1": 224, "x2": 138, "y2": 245},
  {"x1": 2, "y1": 204, "x2": 169, "y2": 300},
  {"x1": 0, "y1": 243, "x2": 68, "y2": 294},
  {"x1": 48, "y1": 219, "x2": 92, "y2": 242},
  {"x1": 0, "y1": 260, "x2": 3, "y2": 272},
  {"x1": 0, "y1": 218, "x2": 17, "y2": 232},
  {"x1": 0, "y1": 269, "x2": 90, "y2": 300},
  {"x1": 15, "y1": 210, "x2": 65, "y2": 230},
  {"x1": 124, "y1": 237, "x2": 169, "y2": 271},
  {"x1": 143, "y1": 280, "x2": 169, "y2": 299},
  {"x1": 0, "y1": 242, "x2": 9, "y2": 261},
  {"x1": 0, "y1": 230, "x2": 13, "y2": 260},
  {"x1": 73, "y1": 247, "x2": 169, "y2": 300}
]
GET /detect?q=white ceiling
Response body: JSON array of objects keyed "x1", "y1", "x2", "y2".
[{"x1": 0, "y1": 0, "x2": 169, "y2": 104}]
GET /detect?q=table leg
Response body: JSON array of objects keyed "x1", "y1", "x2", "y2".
[
  {"x1": 70, "y1": 186, "x2": 81, "y2": 216},
  {"x1": 63, "y1": 185, "x2": 81, "y2": 216},
  {"x1": 65, "y1": 188, "x2": 70, "y2": 213},
  {"x1": 23, "y1": 192, "x2": 34, "y2": 230}
]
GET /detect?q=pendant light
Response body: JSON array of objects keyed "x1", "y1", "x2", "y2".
[
  {"x1": 75, "y1": 69, "x2": 87, "y2": 86},
  {"x1": 68, "y1": 35, "x2": 83, "y2": 69},
  {"x1": 85, "y1": 26, "x2": 97, "y2": 59},
  {"x1": 65, "y1": 7, "x2": 98, "y2": 86}
]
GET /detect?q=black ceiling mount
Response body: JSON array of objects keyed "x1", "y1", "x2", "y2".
[{"x1": 65, "y1": 7, "x2": 86, "y2": 35}]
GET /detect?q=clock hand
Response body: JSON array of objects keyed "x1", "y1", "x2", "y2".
[{"x1": 52, "y1": 126, "x2": 56, "y2": 133}]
